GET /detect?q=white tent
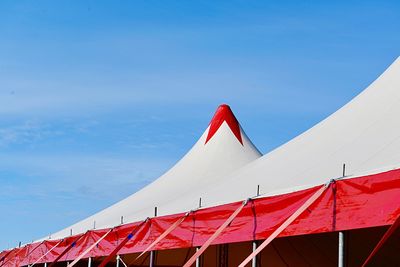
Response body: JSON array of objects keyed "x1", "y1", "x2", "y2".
[
  {"x1": 50, "y1": 104, "x2": 262, "y2": 239},
  {"x1": 50, "y1": 56, "x2": 400, "y2": 240},
  {"x1": 171, "y1": 56, "x2": 400, "y2": 208},
  {"x1": 6, "y1": 57, "x2": 400, "y2": 267}
]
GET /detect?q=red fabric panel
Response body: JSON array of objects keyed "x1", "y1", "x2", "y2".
[
  {"x1": 98, "y1": 220, "x2": 148, "y2": 267},
  {"x1": 286, "y1": 169, "x2": 400, "y2": 236},
  {"x1": 88, "y1": 229, "x2": 116, "y2": 258},
  {"x1": 20, "y1": 242, "x2": 42, "y2": 266},
  {"x1": 48, "y1": 234, "x2": 87, "y2": 266},
  {"x1": 13, "y1": 245, "x2": 30, "y2": 267},
  {"x1": 33, "y1": 240, "x2": 63, "y2": 265},
  {"x1": 0, "y1": 251, "x2": 8, "y2": 263},
  {"x1": 60, "y1": 232, "x2": 95, "y2": 261},
  {"x1": 4, "y1": 168, "x2": 400, "y2": 265},
  {"x1": 0, "y1": 249, "x2": 13, "y2": 266},
  {"x1": 1, "y1": 248, "x2": 20, "y2": 267},
  {"x1": 17, "y1": 242, "x2": 43, "y2": 266},
  {"x1": 26, "y1": 241, "x2": 55, "y2": 265}
]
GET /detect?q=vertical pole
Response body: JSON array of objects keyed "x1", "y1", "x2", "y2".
[
  {"x1": 253, "y1": 185, "x2": 259, "y2": 267},
  {"x1": 149, "y1": 252, "x2": 154, "y2": 267},
  {"x1": 195, "y1": 247, "x2": 200, "y2": 267},
  {"x1": 88, "y1": 257, "x2": 92, "y2": 267},
  {"x1": 196, "y1": 198, "x2": 202, "y2": 267},
  {"x1": 252, "y1": 241, "x2": 257, "y2": 267},
  {"x1": 149, "y1": 207, "x2": 157, "y2": 267},
  {"x1": 338, "y1": 231, "x2": 345, "y2": 267},
  {"x1": 116, "y1": 255, "x2": 120, "y2": 267},
  {"x1": 339, "y1": 164, "x2": 346, "y2": 267},
  {"x1": 342, "y1": 164, "x2": 346, "y2": 177},
  {"x1": 44, "y1": 263, "x2": 48, "y2": 267}
]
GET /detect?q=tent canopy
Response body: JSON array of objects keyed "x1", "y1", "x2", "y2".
[
  {"x1": 49, "y1": 104, "x2": 262, "y2": 239},
  {"x1": 49, "y1": 56, "x2": 400, "y2": 240},
  {"x1": 182, "y1": 56, "x2": 400, "y2": 208},
  {"x1": 3, "y1": 57, "x2": 400, "y2": 267}
]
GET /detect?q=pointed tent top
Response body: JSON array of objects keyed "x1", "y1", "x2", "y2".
[
  {"x1": 195, "y1": 56, "x2": 400, "y2": 208},
  {"x1": 205, "y1": 104, "x2": 243, "y2": 145},
  {"x1": 46, "y1": 103, "x2": 261, "y2": 240}
]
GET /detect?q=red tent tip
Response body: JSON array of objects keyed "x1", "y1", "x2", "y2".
[{"x1": 205, "y1": 104, "x2": 243, "y2": 145}]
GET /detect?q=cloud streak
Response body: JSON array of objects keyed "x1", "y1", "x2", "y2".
[{"x1": 0, "y1": 152, "x2": 174, "y2": 244}]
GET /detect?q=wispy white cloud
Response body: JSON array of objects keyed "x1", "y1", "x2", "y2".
[
  {"x1": 0, "y1": 152, "x2": 175, "y2": 246},
  {"x1": 0, "y1": 119, "x2": 64, "y2": 147},
  {"x1": 0, "y1": 153, "x2": 173, "y2": 200}
]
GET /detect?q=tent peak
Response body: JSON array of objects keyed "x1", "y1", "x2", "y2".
[{"x1": 205, "y1": 104, "x2": 243, "y2": 145}]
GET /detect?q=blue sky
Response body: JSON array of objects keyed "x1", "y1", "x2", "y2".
[{"x1": 0, "y1": 0, "x2": 399, "y2": 249}]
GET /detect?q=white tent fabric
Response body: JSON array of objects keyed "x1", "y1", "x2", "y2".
[
  {"x1": 186, "y1": 56, "x2": 400, "y2": 208},
  {"x1": 49, "y1": 56, "x2": 400, "y2": 240},
  {"x1": 49, "y1": 105, "x2": 262, "y2": 239}
]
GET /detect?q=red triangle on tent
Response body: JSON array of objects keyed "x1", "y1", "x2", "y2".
[{"x1": 205, "y1": 104, "x2": 243, "y2": 145}]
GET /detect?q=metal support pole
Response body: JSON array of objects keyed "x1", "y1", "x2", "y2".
[
  {"x1": 149, "y1": 251, "x2": 155, "y2": 267},
  {"x1": 88, "y1": 257, "x2": 92, "y2": 267},
  {"x1": 195, "y1": 247, "x2": 200, "y2": 267},
  {"x1": 252, "y1": 241, "x2": 257, "y2": 267},
  {"x1": 116, "y1": 255, "x2": 120, "y2": 267},
  {"x1": 149, "y1": 207, "x2": 157, "y2": 267},
  {"x1": 338, "y1": 231, "x2": 345, "y2": 267},
  {"x1": 44, "y1": 263, "x2": 48, "y2": 267}
]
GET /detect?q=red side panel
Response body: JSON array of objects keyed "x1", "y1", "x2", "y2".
[
  {"x1": 6, "y1": 168, "x2": 400, "y2": 265},
  {"x1": 287, "y1": 169, "x2": 400, "y2": 236},
  {"x1": 1, "y1": 248, "x2": 19, "y2": 267},
  {"x1": 0, "y1": 249, "x2": 12, "y2": 266},
  {"x1": 13, "y1": 246, "x2": 30, "y2": 267},
  {"x1": 0, "y1": 251, "x2": 8, "y2": 262}
]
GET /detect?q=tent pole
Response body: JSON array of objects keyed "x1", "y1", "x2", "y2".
[
  {"x1": 252, "y1": 241, "x2": 257, "y2": 267},
  {"x1": 116, "y1": 255, "x2": 120, "y2": 267},
  {"x1": 149, "y1": 207, "x2": 157, "y2": 267},
  {"x1": 338, "y1": 231, "x2": 345, "y2": 267},
  {"x1": 149, "y1": 251, "x2": 154, "y2": 267},
  {"x1": 195, "y1": 247, "x2": 200, "y2": 267},
  {"x1": 44, "y1": 263, "x2": 47, "y2": 267},
  {"x1": 88, "y1": 257, "x2": 92, "y2": 267}
]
